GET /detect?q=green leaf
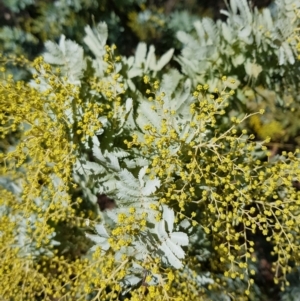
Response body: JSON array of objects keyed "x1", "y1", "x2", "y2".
[
  {"x1": 244, "y1": 60, "x2": 263, "y2": 79},
  {"x1": 135, "y1": 42, "x2": 147, "y2": 67},
  {"x1": 230, "y1": 0, "x2": 238, "y2": 14},
  {"x1": 83, "y1": 22, "x2": 108, "y2": 58},
  {"x1": 159, "y1": 242, "x2": 183, "y2": 269},
  {"x1": 166, "y1": 239, "x2": 185, "y2": 259},
  {"x1": 44, "y1": 35, "x2": 86, "y2": 84},
  {"x1": 86, "y1": 233, "x2": 110, "y2": 251},
  {"x1": 222, "y1": 23, "x2": 233, "y2": 43},
  {"x1": 137, "y1": 100, "x2": 162, "y2": 131},
  {"x1": 144, "y1": 45, "x2": 156, "y2": 72},
  {"x1": 202, "y1": 18, "x2": 217, "y2": 45},
  {"x1": 78, "y1": 161, "x2": 105, "y2": 176},
  {"x1": 161, "y1": 68, "x2": 183, "y2": 96},
  {"x1": 154, "y1": 48, "x2": 174, "y2": 71},
  {"x1": 170, "y1": 232, "x2": 189, "y2": 246},
  {"x1": 138, "y1": 166, "x2": 147, "y2": 187},
  {"x1": 95, "y1": 224, "x2": 109, "y2": 238},
  {"x1": 176, "y1": 30, "x2": 195, "y2": 45},
  {"x1": 142, "y1": 178, "x2": 160, "y2": 196},
  {"x1": 162, "y1": 205, "x2": 174, "y2": 233},
  {"x1": 282, "y1": 41, "x2": 295, "y2": 64},
  {"x1": 118, "y1": 169, "x2": 140, "y2": 190},
  {"x1": 194, "y1": 21, "x2": 206, "y2": 45}
]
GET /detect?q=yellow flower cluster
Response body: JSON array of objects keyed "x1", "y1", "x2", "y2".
[
  {"x1": 3, "y1": 47, "x2": 300, "y2": 300},
  {"x1": 125, "y1": 77, "x2": 300, "y2": 296},
  {"x1": 0, "y1": 55, "x2": 110, "y2": 300},
  {"x1": 89, "y1": 45, "x2": 125, "y2": 121}
]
